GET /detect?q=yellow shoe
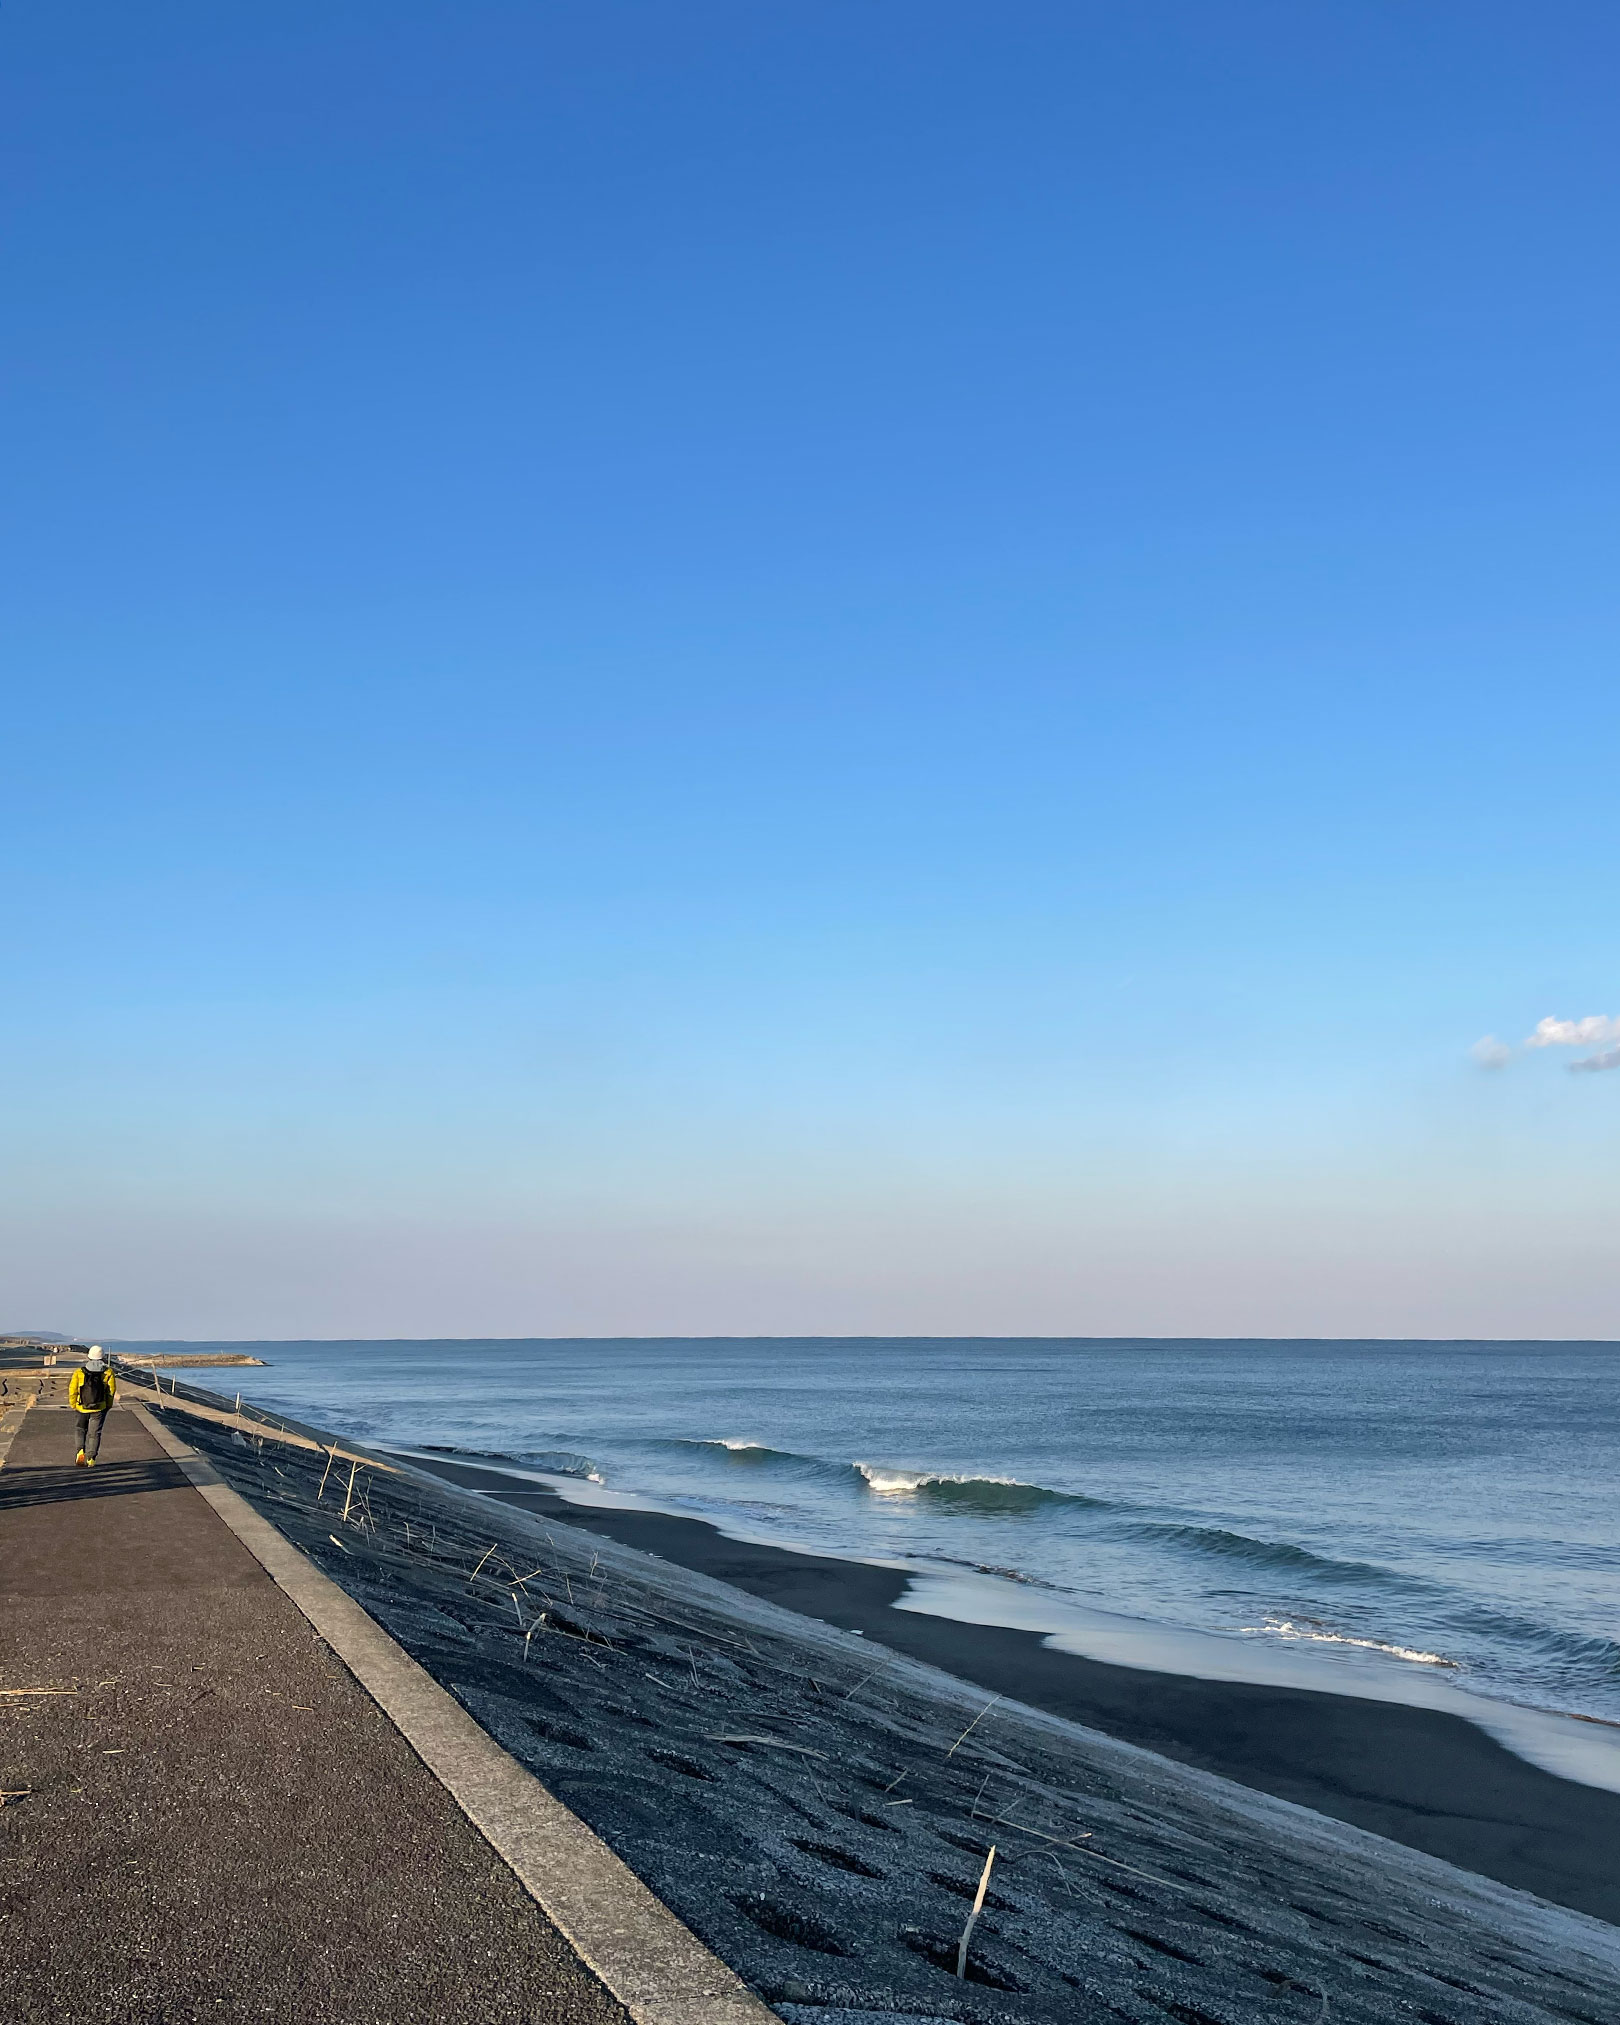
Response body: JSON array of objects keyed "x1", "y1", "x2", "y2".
[
  {"x1": 86, "y1": 1456, "x2": 96, "y2": 1468},
  {"x1": 75, "y1": 1450, "x2": 86, "y2": 1466}
]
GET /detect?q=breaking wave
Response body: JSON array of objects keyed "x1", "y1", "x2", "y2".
[
  {"x1": 854, "y1": 1462, "x2": 1112, "y2": 1516},
  {"x1": 682, "y1": 1438, "x2": 809, "y2": 1465},
  {"x1": 419, "y1": 1442, "x2": 605, "y2": 1483},
  {"x1": 671, "y1": 1444, "x2": 1608, "y2": 1694},
  {"x1": 677, "y1": 1440, "x2": 1118, "y2": 1515},
  {"x1": 517, "y1": 1449, "x2": 606, "y2": 1482}
]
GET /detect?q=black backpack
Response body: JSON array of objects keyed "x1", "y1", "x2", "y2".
[{"x1": 79, "y1": 1366, "x2": 111, "y2": 1412}]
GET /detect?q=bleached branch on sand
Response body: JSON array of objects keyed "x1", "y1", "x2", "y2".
[{"x1": 955, "y1": 1844, "x2": 996, "y2": 1978}]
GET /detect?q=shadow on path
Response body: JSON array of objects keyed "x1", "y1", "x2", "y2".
[{"x1": 0, "y1": 1456, "x2": 186, "y2": 1511}]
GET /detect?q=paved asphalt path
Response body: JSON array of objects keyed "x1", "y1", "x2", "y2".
[{"x1": 0, "y1": 1398, "x2": 629, "y2": 2025}]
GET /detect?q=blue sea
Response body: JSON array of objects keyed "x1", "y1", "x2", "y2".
[{"x1": 125, "y1": 1337, "x2": 1620, "y2": 1779}]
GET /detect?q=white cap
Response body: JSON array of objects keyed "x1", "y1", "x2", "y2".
[{"x1": 85, "y1": 1345, "x2": 105, "y2": 1368}]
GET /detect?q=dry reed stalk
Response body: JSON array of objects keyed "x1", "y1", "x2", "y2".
[
  {"x1": 946, "y1": 1695, "x2": 1000, "y2": 1757},
  {"x1": 985, "y1": 1815, "x2": 1091, "y2": 1850},
  {"x1": 1065, "y1": 1844, "x2": 1187, "y2": 1890},
  {"x1": 341, "y1": 1458, "x2": 359, "y2": 1524},
  {"x1": 955, "y1": 1844, "x2": 996, "y2": 1978},
  {"x1": 316, "y1": 1446, "x2": 337, "y2": 1501},
  {"x1": 467, "y1": 1543, "x2": 499, "y2": 1586}
]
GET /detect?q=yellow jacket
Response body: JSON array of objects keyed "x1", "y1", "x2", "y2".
[{"x1": 68, "y1": 1366, "x2": 117, "y2": 1412}]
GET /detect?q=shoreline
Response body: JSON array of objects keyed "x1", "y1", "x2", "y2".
[
  {"x1": 408, "y1": 1450, "x2": 1620, "y2": 1926},
  {"x1": 102, "y1": 1374, "x2": 1620, "y2": 2022}
]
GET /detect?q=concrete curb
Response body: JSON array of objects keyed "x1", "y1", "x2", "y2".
[{"x1": 132, "y1": 1405, "x2": 778, "y2": 2025}]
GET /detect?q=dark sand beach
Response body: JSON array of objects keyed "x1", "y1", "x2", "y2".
[
  {"x1": 412, "y1": 1455, "x2": 1620, "y2": 1927},
  {"x1": 109, "y1": 1380, "x2": 1620, "y2": 2025}
]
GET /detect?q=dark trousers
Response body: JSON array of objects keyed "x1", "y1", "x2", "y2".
[{"x1": 76, "y1": 1410, "x2": 107, "y2": 1460}]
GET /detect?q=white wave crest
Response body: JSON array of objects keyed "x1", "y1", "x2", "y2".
[
  {"x1": 1246, "y1": 1618, "x2": 1457, "y2": 1668},
  {"x1": 855, "y1": 1462, "x2": 1030, "y2": 1496},
  {"x1": 857, "y1": 1462, "x2": 929, "y2": 1494}
]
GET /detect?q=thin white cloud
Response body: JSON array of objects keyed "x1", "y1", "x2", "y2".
[
  {"x1": 1569, "y1": 1046, "x2": 1620, "y2": 1074},
  {"x1": 1525, "y1": 1014, "x2": 1620, "y2": 1048},
  {"x1": 1469, "y1": 1035, "x2": 1512, "y2": 1070}
]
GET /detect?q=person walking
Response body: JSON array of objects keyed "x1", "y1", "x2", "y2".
[{"x1": 68, "y1": 1345, "x2": 116, "y2": 1467}]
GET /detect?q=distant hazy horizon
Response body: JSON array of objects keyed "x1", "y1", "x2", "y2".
[{"x1": 5, "y1": 4, "x2": 1619, "y2": 1342}]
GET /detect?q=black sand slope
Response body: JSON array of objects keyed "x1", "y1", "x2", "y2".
[
  {"x1": 418, "y1": 1456, "x2": 1620, "y2": 1928},
  {"x1": 148, "y1": 1396, "x2": 1620, "y2": 2025}
]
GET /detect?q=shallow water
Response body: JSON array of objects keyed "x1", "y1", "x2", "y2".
[{"x1": 127, "y1": 1336, "x2": 1619, "y2": 1733}]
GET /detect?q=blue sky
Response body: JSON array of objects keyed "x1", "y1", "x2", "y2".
[{"x1": 4, "y1": 2, "x2": 1618, "y2": 1337}]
